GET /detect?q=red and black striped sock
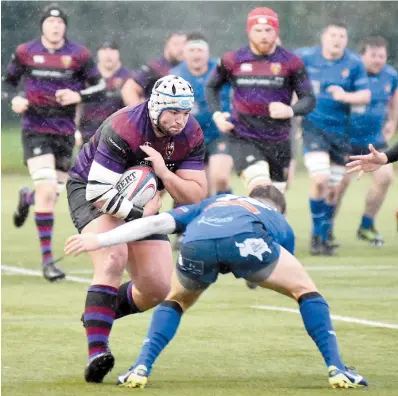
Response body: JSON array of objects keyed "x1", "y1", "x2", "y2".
[
  {"x1": 34, "y1": 212, "x2": 54, "y2": 268},
  {"x1": 115, "y1": 281, "x2": 141, "y2": 319},
  {"x1": 84, "y1": 285, "x2": 117, "y2": 360}
]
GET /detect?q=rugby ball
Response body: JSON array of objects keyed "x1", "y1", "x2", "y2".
[{"x1": 116, "y1": 166, "x2": 157, "y2": 207}]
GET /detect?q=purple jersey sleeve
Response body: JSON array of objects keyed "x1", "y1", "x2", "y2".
[
  {"x1": 2, "y1": 45, "x2": 26, "y2": 97},
  {"x1": 178, "y1": 121, "x2": 205, "y2": 171}
]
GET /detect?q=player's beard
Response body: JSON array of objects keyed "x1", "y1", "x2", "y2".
[{"x1": 252, "y1": 39, "x2": 276, "y2": 55}]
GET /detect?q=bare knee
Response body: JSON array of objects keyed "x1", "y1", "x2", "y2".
[
  {"x1": 311, "y1": 175, "x2": 329, "y2": 197},
  {"x1": 374, "y1": 166, "x2": 394, "y2": 188},
  {"x1": 134, "y1": 274, "x2": 170, "y2": 305},
  {"x1": 35, "y1": 183, "x2": 57, "y2": 208}
]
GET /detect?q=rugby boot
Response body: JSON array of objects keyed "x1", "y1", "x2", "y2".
[
  {"x1": 43, "y1": 261, "x2": 66, "y2": 282},
  {"x1": 357, "y1": 226, "x2": 384, "y2": 247},
  {"x1": 85, "y1": 350, "x2": 115, "y2": 383},
  {"x1": 245, "y1": 280, "x2": 258, "y2": 290},
  {"x1": 328, "y1": 365, "x2": 368, "y2": 389},
  {"x1": 327, "y1": 229, "x2": 340, "y2": 249},
  {"x1": 13, "y1": 187, "x2": 32, "y2": 228},
  {"x1": 310, "y1": 235, "x2": 323, "y2": 255},
  {"x1": 116, "y1": 364, "x2": 148, "y2": 388}
]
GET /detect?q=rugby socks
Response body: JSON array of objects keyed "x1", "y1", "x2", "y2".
[
  {"x1": 115, "y1": 281, "x2": 141, "y2": 319},
  {"x1": 84, "y1": 285, "x2": 117, "y2": 360},
  {"x1": 216, "y1": 188, "x2": 232, "y2": 195},
  {"x1": 299, "y1": 292, "x2": 345, "y2": 370},
  {"x1": 35, "y1": 212, "x2": 54, "y2": 268},
  {"x1": 133, "y1": 301, "x2": 183, "y2": 375},
  {"x1": 24, "y1": 190, "x2": 35, "y2": 206},
  {"x1": 360, "y1": 215, "x2": 374, "y2": 230},
  {"x1": 322, "y1": 203, "x2": 336, "y2": 243},
  {"x1": 309, "y1": 199, "x2": 325, "y2": 237}
]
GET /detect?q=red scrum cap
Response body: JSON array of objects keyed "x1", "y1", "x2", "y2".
[{"x1": 247, "y1": 8, "x2": 279, "y2": 34}]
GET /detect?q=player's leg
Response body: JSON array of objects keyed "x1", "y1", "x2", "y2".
[
  {"x1": 252, "y1": 247, "x2": 367, "y2": 388},
  {"x1": 302, "y1": 120, "x2": 331, "y2": 255},
  {"x1": 207, "y1": 138, "x2": 234, "y2": 196},
  {"x1": 117, "y1": 240, "x2": 216, "y2": 388},
  {"x1": 67, "y1": 178, "x2": 127, "y2": 382},
  {"x1": 357, "y1": 163, "x2": 393, "y2": 245}
]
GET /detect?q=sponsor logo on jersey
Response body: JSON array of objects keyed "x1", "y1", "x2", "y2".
[
  {"x1": 270, "y1": 62, "x2": 281, "y2": 75},
  {"x1": 341, "y1": 68, "x2": 350, "y2": 78},
  {"x1": 61, "y1": 55, "x2": 72, "y2": 68},
  {"x1": 165, "y1": 141, "x2": 175, "y2": 159},
  {"x1": 236, "y1": 238, "x2": 272, "y2": 261},
  {"x1": 240, "y1": 63, "x2": 253, "y2": 72},
  {"x1": 33, "y1": 55, "x2": 45, "y2": 64},
  {"x1": 178, "y1": 98, "x2": 194, "y2": 108}
]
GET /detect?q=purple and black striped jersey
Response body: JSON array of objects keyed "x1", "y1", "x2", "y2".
[
  {"x1": 71, "y1": 100, "x2": 205, "y2": 187},
  {"x1": 132, "y1": 56, "x2": 178, "y2": 98},
  {"x1": 79, "y1": 66, "x2": 132, "y2": 140},
  {"x1": 207, "y1": 46, "x2": 314, "y2": 142},
  {"x1": 3, "y1": 39, "x2": 102, "y2": 136}
]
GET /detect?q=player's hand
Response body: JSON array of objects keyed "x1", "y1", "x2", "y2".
[
  {"x1": 64, "y1": 233, "x2": 100, "y2": 256},
  {"x1": 55, "y1": 89, "x2": 82, "y2": 106},
  {"x1": 143, "y1": 193, "x2": 162, "y2": 217},
  {"x1": 11, "y1": 96, "x2": 29, "y2": 114},
  {"x1": 327, "y1": 85, "x2": 347, "y2": 102},
  {"x1": 74, "y1": 130, "x2": 83, "y2": 148},
  {"x1": 345, "y1": 144, "x2": 388, "y2": 179},
  {"x1": 212, "y1": 111, "x2": 235, "y2": 133},
  {"x1": 383, "y1": 120, "x2": 396, "y2": 142},
  {"x1": 140, "y1": 145, "x2": 169, "y2": 179},
  {"x1": 269, "y1": 102, "x2": 294, "y2": 119}
]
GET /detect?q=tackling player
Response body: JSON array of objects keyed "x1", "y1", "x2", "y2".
[
  {"x1": 206, "y1": 7, "x2": 315, "y2": 197},
  {"x1": 77, "y1": 40, "x2": 135, "y2": 144},
  {"x1": 125, "y1": 32, "x2": 186, "y2": 106},
  {"x1": 65, "y1": 186, "x2": 368, "y2": 390},
  {"x1": 2, "y1": 3, "x2": 105, "y2": 281},
  {"x1": 296, "y1": 21, "x2": 371, "y2": 255},
  {"x1": 334, "y1": 36, "x2": 397, "y2": 246},
  {"x1": 66, "y1": 75, "x2": 207, "y2": 383}
]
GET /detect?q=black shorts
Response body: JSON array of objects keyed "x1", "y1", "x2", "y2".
[
  {"x1": 66, "y1": 177, "x2": 169, "y2": 242},
  {"x1": 204, "y1": 137, "x2": 230, "y2": 163},
  {"x1": 350, "y1": 142, "x2": 387, "y2": 156},
  {"x1": 22, "y1": 133, "x2": 75, "y2": 172},
  {"x1": 225, "y1": 134, "x2": 291, "y2": 182}
]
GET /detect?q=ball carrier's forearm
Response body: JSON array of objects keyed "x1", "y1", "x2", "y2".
[
  {"x1": 97, "y1": 213, "x2": 176, "y2": 247},
  {"x1": 385, "y1": 141, "x2": 398, "y2": 164}
]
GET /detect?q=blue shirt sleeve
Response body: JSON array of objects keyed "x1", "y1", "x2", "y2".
[
  {"x1": 281, "y1": 225, "x2": 295, "y2": 255},
  {"x1": 220, "y1": 84, "x2": 232, "y2": 113},
  {"x1": 391, "y1": 71, "x2": 398, "y2": 95},
  {"x1": 352, "y1": 60, "x2": 370, "y2": 91}
]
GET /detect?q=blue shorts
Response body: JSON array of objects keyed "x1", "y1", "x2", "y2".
[
  {"x1": 302, "y1": 119, "x2": 350, "y2": 166},
  {"x1": 350, "y1": 142, "x2": 387, "y2": 156},
  {"x1": 176, "y1": 225, "x2": 280, "y2": 290}
]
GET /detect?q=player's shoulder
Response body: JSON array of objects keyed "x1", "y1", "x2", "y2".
[
  {"x1": 344, "y1": 49, "x2": 363, "y2": 64},
  {"x1": 183, "y1": 116, "x2": 204, "y2": 147},
  {"x1": 15, "y1": 39, "x2": 40, "y2": 55},
  {"x1": 118, "y1": 66, "x2": 133, "y2": 78},
  {"x1": 169, "y1": 62, "x2": 186, "y2": 77},
  {"x1": 294, "y1": 46, "x2": 318, "y2": 58},
  {"x1": 220, "y1": 47, "x2": 245, "y2": 67},
  {"x1": 383, "y1": 64, "x2": 398, "y2": 78}
]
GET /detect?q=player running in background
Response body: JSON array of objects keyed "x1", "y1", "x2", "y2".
[
  {"x1": 334, "y1": 36, "x2": 397, "y2": 246},
  {"x1": 76, "y1": 40, "x2": 135, "y2": 145},
  {"x1": 206, "y1": 7, "x2": 315, "y2": 196},
  {"x1": 125, "y1": 32, "x2": 186, "y2": 106},
  {"x1": 2, "y1": 3, "x2": 105, "y2": 282},
  {"x1": 296, "y1": 21, "x2": 370, "y2": 256},
  {"x1": 66, "y1": 75, "x2": 207, "y2": 383},
  {"x1": 65, "y1": 186, "x2": 368, "y2": 390}
]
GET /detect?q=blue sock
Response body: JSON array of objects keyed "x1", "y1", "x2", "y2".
[
  {"x1": 217, "y1": 188, "x2": 232, "y2": 195},
  {"x1": 360, "y1": 215, "x2": 374, "y2": 230},
  {"x1": 133, "y1": 301, "x2": 183, "y2": 375},
  {"x1": 310, "y1": 199, "x2": 325, "y2": 237},
  {"x1": 299, "y1": 292, "x2": 345, "y2": 370},
  {"x1": 322, "y1": 203, "x2": 335, "y2": 243}
]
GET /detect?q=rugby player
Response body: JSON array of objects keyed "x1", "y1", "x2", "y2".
[
  {"x1": 125, "y1": 32, "x2": 186, "y2": 106},
  {"x1": 334, "y1": 36, "x2": 397, "y2": 246},
  {"x1": 2, "y1": 3, "x2": 105, "y2": 281},
  {"x1": 296, "y1": 21, "x2": 371, "y2": 255},
  {"x1": 78, "y1": 40, "x2": 135, "y2": 144},
  {"x1": 206, "y1": 7, "x2": 315, "y2": 197},
  {"x1": 66, "y1": 75, "x2": 207, "y2": 383},
  {"x1": 65, "y1": 186, "x2": 368, "y2": 390}
]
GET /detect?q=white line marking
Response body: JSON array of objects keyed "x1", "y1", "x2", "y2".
[
  {"x1": 1, "y1": 265, "x2": 90, "y2": 284},
  {"x1": 305, "y1": 265, "x2": 396, "y2": 271},
  {"x1": 252, "y1": 305, "x2": 398, "y2": 330}
]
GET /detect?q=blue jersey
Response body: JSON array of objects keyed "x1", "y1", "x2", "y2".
[
  {"x1": 296, "y1": 47, "x2": 369, "y2": 135},
  {"x1": 168, "y1": 194, "x2": 295, "y2": 254},
  {"x1": 171, "y1": 59, "x2": 231, "y2": 144},
  {"x1": 349, "y1": 65, "x2": 398, "y2": 146}
]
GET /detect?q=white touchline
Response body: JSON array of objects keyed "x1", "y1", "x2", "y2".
[
  {"x1": 252, "y1": 305, "x2": 398, "y2": 330},
  {"x1": 305, "y1": 265, "x2": 396, "y2": 271},
  {"x1": 1, "y1": 265, "x2": 90, "y2": 284}
]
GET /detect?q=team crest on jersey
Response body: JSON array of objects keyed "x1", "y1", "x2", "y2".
[
  {"x1": 270, "y1": 62, "x2": 281, "y2": 75},
  {"x1": 385, "y1": 84, "x2": 391, "y2": 93},
  {"x1": 61, "y1": 55, "x2": 72, "y2": 68},
  {"x1": 113, "y1": 77, "x2": 123, "y2": 89},
  {"x1": 240, "y1": 63, "x2": 253, "y2": 72},
  {"x1": 217, "y1": 142, "x2": 226, "y2": 152},
  {"x1": 165, "y1": 141, "x2": 175, "y2": 159},
  {"x1": 341, "y1": 68, "x2": 350, "y2": 78}
]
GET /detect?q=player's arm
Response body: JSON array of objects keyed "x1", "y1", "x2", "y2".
[
  {"x1": 281, "y1": 225, "x2": 296, "y2": 255},
  {"x1": 121, "y1": 78, "x2": 145, "y2": 106},
  {"x1": 2, "y1": 46, "x2": 30, "y2": 114},
  {"x1": 290, "y1": 61, "x2": 316, "y2": 116},
  {"x1": 85, "y1": 122, "x2": 145, "y2": 221},
  {"x1": 141, "y1": 141, "x2": 207, "y2": 204},
  {"x1": 383, "y1": 82, "x2": 398, "y2": 141}
]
